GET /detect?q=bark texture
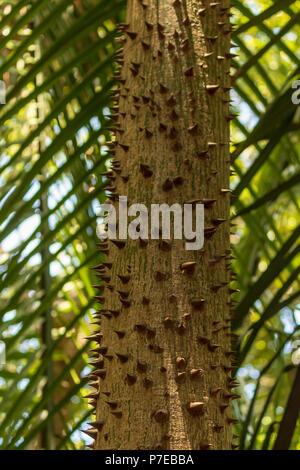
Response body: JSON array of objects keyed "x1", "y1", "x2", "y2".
[{"x1": 88, "y1": 0, "x2": 235, "y2": 450}]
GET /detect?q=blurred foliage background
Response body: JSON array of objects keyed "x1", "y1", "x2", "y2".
[{"x1": 0, "y1": 0, "x2": 299, "y2": 450}]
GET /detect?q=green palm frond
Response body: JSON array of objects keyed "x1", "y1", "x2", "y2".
[{"x1": 0, "y1": 0, "x2": 299, "y2": 451}]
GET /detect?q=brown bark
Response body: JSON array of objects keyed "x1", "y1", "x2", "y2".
[{"x1": 89, "y1": 0, "x2": 234, "y2": 450}]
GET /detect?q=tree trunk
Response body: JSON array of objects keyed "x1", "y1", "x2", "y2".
[
  {"x1": 89, "y1": 0, "x2": 234, "y2": 450},
  {"x1": 273, "y1": 366, "x2": 300, "y2": 450}
]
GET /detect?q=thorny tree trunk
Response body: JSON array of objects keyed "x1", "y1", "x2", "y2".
[{"x1": 86, "y1": 0, "x2": 238, "y2": 450}]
